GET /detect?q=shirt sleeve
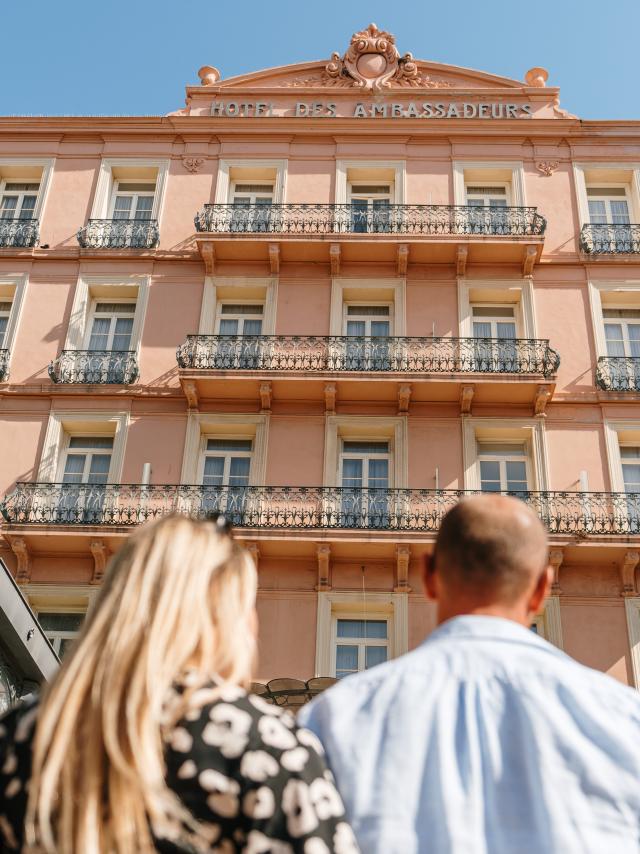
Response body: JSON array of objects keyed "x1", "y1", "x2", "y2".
[
  {"x1": 0, "y1": 699, "x2": 39, "y2": 853},
  {"x1": 164, "y1": 689, "x2": 359, "y2": 853}
]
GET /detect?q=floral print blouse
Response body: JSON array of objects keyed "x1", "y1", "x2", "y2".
[{"x1": 0, "y1": 681, "x2": 359, "y2": 853}]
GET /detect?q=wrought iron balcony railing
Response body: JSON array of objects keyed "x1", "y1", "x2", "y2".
[
  {"x1": 596, "y1": 357, "x2": 640, "y2": 392},
  {"x1": 48, "y1": 350, "x2": 138, "y2": 385},
  {"x1": 77, "y1": 219, "x2": 159, "y2": 249},
  {"x1": 580, "y1": 224, "x2": 640, "y2": 255},
  {"x1": 0, "y1": 218, "x2": 39, "y2": 248},
  {"x1": 194, "y1": 204, "x2": 547, "y2": 237},
  {"x1": 177, "y1": 335, "x2": 560, "y2": 377},
  {"x1": 0, "y1": 349, "x2": 9, "y2": 381},
  {"x1": 3, "y1": 483, "x2": 640, "y2": 537}
]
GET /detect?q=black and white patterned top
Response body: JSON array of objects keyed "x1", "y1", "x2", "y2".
[{"x1": 0, "y1": 681, "x2": 359, "y2": 853}]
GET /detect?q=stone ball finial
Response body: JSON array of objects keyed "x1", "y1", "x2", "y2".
[
  {"x1": 525, "y1": 67, "x2": 549, "y2": 88},
  {"x1": 198, "y1": 65, "x2": 221, "y2": 86}
]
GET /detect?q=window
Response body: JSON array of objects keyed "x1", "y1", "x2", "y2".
[
  {"x1": 333, "y1": 618, "x2": 389, "y2": 679},
  {"x1": 58, "y1": 435, "x2": 113, "y2": 523},
  {"x1": 216, "y1": 303, "x2": 264, "y2": 336},
  {"x1": 339, "y1": 440, "x2": 391, "y2": 528},
  {"x1": 478, "y1": 442, "x2": 529, "y2": 494},
  {"x1": 229, "y1": 183, "x2": 273, "y2": 232},
  {"x1": 465, "y1": 185, "x2": 509, "y2": 208},
  {"x1": 109, "y1": 181, "x2": 156, "y2": 221},
  {"x1": 61, "y1": 436, "x2": 113, "y2": 486},
  {"x1": 37, "y1": 612, "x2": 84, "y2": 657},
  {"x1": 201, "y1": 438, "x2": 252, "y2": 523},
  {"x1": 0, "y1": 182, "x2": 39, "y2": 220},
  {"x1": 472, "y1": 305, "x2": 518, "y2": 371},
  {"x1": 620, "y1": 446, "x2": 640, "y2": 493},
  {"x1": 343, "y1": 304, "x2": 391, "y2": 370},
  {"x1": 87, "y1": 302, "x2": 136, "y2": 351},
  {"x1": 587, "y1": 187, "x2": 631, "y2": 226},
  {"x1": 347, "y1": 184, "x2": 392, "y2": 233},
  {"x1": 0, "y1": 301, "x2": 11, "y2": 348}
]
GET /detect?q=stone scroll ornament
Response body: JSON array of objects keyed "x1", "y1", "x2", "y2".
[{"x1": 288, "y1": 23, "x2": 452, "y2": 90}]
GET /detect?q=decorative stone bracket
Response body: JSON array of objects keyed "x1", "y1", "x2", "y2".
[
  {"x1": 260, "y1": 381, "x2": 272, "y2": 412},
  {"x1": 394, "y1": 545, "x2": 412, "y2": 592},
  {"x1": 398, "y1": 384, "x2": 411, "y2": 414},
  {"x1": 460, "y1": 384, "x2": 474, "y2": 415},
  {"x1": 549, "y1": 547, "x2": 563, "y2": 594},
  {"x1": 620, "y1": 550, "x2": 639, "y2": 597},
  {"x1": 8, "y1": 536, "x2": 30, "y2": 584},
  {"x1": 316, "y1": 544, "x2": 331, "y2": 590},
  {"x1": 324, "y1": 382, "x2": 337, "y2": 414},
  {"x1": 90, "y1": 539, "x2": 109, "y2": 585}
]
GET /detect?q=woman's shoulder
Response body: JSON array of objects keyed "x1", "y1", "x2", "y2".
[{"x1": 166, "y1": 681, "x2": 327, "y2": 765}]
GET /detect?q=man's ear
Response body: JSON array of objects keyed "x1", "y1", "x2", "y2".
[
  {"x1": 528, "y1": 564, "x2": 553, "y2": 615},
  {"x1": 422, "y1": 552, "x2": 438, "y2": 601}
]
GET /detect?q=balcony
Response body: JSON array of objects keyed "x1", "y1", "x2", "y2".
[
  {"x1": 194, "y1": 204, "x2": 546, "y2": 272},
  {"x1": 48, "y1": 351, "x2": 138, "y2": 385},
  {"x1": 77, "y1": 219, "x2": 159, "y2": 250},
  {"x1": 176, "y1": 335, "x2": 559, "y2": 410},
  {"x1": 580, "y1": 224, "x2": 640, "y2": 256},
  {"x1": 2, "y1": 483, "x2": 639, "y2": 539},
  {"x1": 0, "y1": 218, "x2": 39, "y2": 248},
  {"x1": 0, "y1": 350, "x2": 9, "y2": 381},
  {"x1": 596, "y1": 357, "x2": 640, "y2": 392}
]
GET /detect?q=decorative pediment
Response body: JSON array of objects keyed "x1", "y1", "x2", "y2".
[{"x1": 213, "y1": 24, "x2": 527, "y2": 92}]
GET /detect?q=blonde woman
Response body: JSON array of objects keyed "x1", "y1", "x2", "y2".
[{"x1": 0, "y1": 514, "x2": 358, "y2": 853}]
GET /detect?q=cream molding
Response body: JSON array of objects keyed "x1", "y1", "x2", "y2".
[
  {"x1": 37, "y1": 410, "x2": 129, "y2": 483},
  {"x1": 180, "y1": 412, "x2": 270, "y2": 485}
]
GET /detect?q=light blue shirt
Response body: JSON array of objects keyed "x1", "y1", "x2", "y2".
[{"x1": 299, "y1": 615, "x2": 640, "y2": 854}]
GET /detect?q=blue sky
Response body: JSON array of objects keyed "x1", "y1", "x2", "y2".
[{"x1": 3, "y1": 0, "x2": 639, "y2": 119}]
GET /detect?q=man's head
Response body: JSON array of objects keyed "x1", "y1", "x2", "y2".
[{"x1": 424, "y1": 495, "x2": 553, "y2": 626}]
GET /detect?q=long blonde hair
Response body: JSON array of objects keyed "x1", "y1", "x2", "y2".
[{"x1": 25, "y1": 514, "x2": 258, "y2": 853}]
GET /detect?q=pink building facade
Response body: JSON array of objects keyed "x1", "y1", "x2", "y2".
[{"x1": 2, "y1": 24, "x2": 640, "y2": 699}]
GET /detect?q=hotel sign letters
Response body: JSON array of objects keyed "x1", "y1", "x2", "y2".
[{"x1": 210, "y1": 101, "x2": 534, "y2": 119}]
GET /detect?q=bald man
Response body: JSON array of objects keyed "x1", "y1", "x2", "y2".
[{"x1": 299, "y1": 495, "x2": 640, "y2": 854}]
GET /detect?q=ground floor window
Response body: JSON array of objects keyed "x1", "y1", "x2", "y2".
[
  {"x1": 37, "y1": 611, "x2": 85, "y2": 657},
  {"x1": 333, "y1": 616, "x2": 390, "y2": 679}
]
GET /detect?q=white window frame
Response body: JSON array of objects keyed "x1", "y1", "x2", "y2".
[
  {"x1": 56, "y1": 434, "x2": 114, "y2": 483},
  {"x1": 477, "y1": 442, "x2": 531, "y2": 492},
  {"x1": 0, "y1": 301, "x2": 12, "y2": 349},
  {"x1": 324, "y1": 416, "x2": 408, "y2": 489},
  {"x1": 586, "y1": 184, "x2": 632, "y2": 225},
  {"x1": 108, "y1": 179, "x2": 157, "y2": 220},
  {"x1": 463, "y1": 418, "x2": 549, "y2": 492},
  {"x1": 464, "y1": 182, "x2": 511, "y2": 206},
  {"x1": 215, "y1": 300, "x2": 265, "y2": 335},
  {"x1": 331, "y1": 612, "x2": 391, "y2": 678},
  {"x1": 601, "y1": 308, "x2": 640, "y2": 359},
  {"x1": 330, "y1": 278, "x2": 405, "y2": 337},
  {"x1": 573, "y1": 164, "x2": 640, "y2": 227},
  {"x1": 0, "y1": 274, "x2": 27, "y2": 374},
  {"x1": 199, "y1": 276, "x2": 277, "y2": 337},
  {"x1": 346, "y1": 183, "x2": 393, "y2": 206},
  {"x1": 89, "y1": 158, "x2": 169, "y2": 223},
  {"x1": 0, "y1": 180, "x2": 41, "y2": 219},
  {"x1": 229, "y1": 181, "x2": 275, "y2": 205},
  {"x1": 471, "y1": 303, "x2": 519, "y2": 337},
  {"x1": 35, "y1": 608, "x2": 86, "y2": 656},
  {"x1": 336, "y1": 161, "x2": 405, "y2": 205},
  {"x1": 339, "y1": 438, "x2": 393, "y2": 488},
  {"x1": 64, "y1": 276, "x2": 149, "y2": 355},
  {"x1": 603, "y1": 421, "x2": 640, "y2": 492},
  {"x1": 588, "y1": 280, "x2": 640, "y2": 361},
  {"x1": 453, "y1": 162, "x2": 526, "y2": 207},
  {"x1": 83, "y1": 298, "x2": 137, "y2": 350},
  {"x1": 37, "y1": 411, "x2": 129, "y2": 483},
  {"x1": 181, "y1": 412, "x2": 269, "y2": 486},
  {"x1": 197, "y1": 435, "x2": 254, "y2": 485},
  {"x1": 458, "y1": 278, "x2": 536, "y2": 339},
  {"x1": 343, "y1": 301, "x2": 393, "y2": 336},
  {"x1": 214, "y1": 160, "x2": 287, "y2": 205},
  {"x1": 0, "y1": 159, "x2": 55, "y2": 222},
  {"x1": 316, "y1": 592, "x2": 408, "y2": 677}
]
